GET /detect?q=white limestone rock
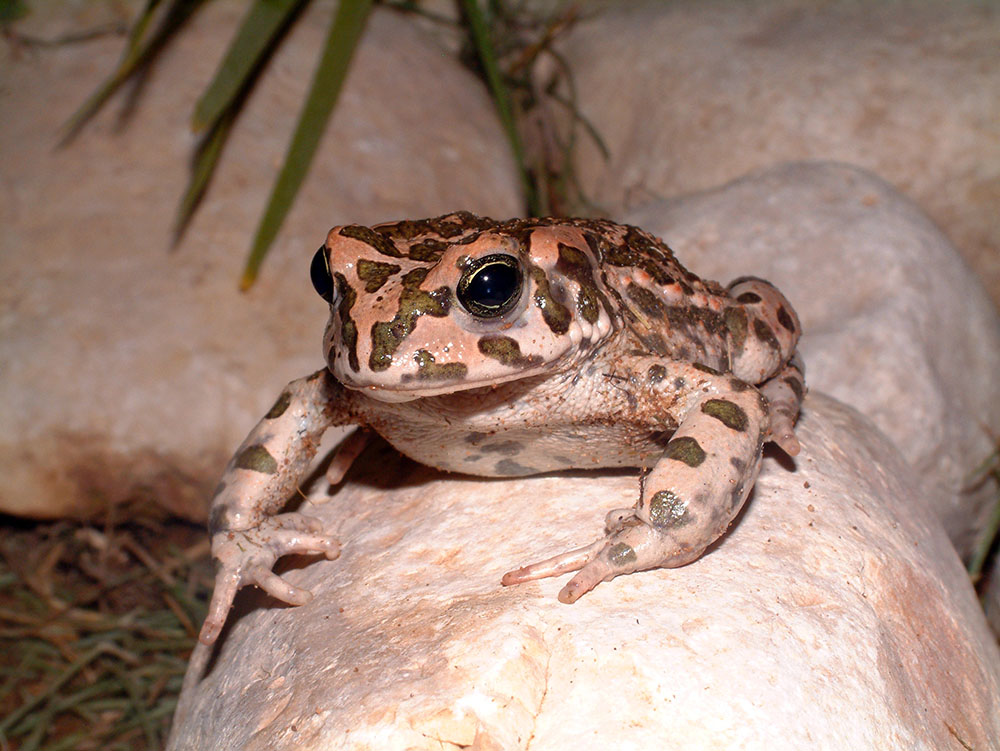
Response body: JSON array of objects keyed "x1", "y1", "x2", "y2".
[
  {"x1": 167, "y1": 393, "x2": 1000, "y2": 750},
  {"x1": 626, "y1": 161, "x2": 1000, "y2": 560},
  {"x1": 0, "y1": 2, "x2": 521, "y2": 519},
  {"x1": 557, "y1": 0, "x2": 1000, "y2": 305}
]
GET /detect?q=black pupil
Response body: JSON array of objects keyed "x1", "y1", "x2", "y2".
[
  {"x1": 459, "y1": 256, "x2": 521, "y2": 317},
  {"x1": 310, "y1": 246, "x2": 334, "y2": 303}
]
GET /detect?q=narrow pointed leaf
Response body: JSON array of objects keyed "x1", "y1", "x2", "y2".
[
  {"x1": 58, "y1": 0, "x2": 203, "y2": 146},
  {"x1": 174, "y1": 107, "x2": 237, "y2": 242},
  {"x1": 460, "y1": 0, "x2": 535, "y2": 214},
  {"x1": 122, "y1": 0, "x2": 166, "y2": 61},
  {"x1": 0, "y1": 0, "x2": 29, "y2": 23},
  {"x1": 241, "y1": 0, "x2": 374, "y2": 289},
  {"x1": 192, "y1": 0, "x2": 307, "y2": 134}
]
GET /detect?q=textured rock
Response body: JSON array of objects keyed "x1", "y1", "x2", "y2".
[
  {"x1": 558, "y1": 0, "x2": 1000, "y2": 305},
  {"x1": 625, "y1": 161, "x2": 1000, "y2": 560},
  {"x1": 0, "y1": 2, "x2": 521, "y2": 519},
  {"x1": 168, "y1": 393, "x2": 1000, "y2": 750}
]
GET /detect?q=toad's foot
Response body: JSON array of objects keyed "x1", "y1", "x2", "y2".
[
  {"x1": 199, "y1": 513, "x2": 340, "y2": 645},
  {"x1": 502, "y1": 514, "x2": 703, "y2": 604}
]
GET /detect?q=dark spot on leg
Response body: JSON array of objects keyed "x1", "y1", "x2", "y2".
[
  {"x1": 664, "y1": 436, "x2": 706, "y2": 467},
  {"x1": 701, "y1": 398, "x2": 749, "y2": 431},
  {"x1": 730, "y1": 456, "x2": 746, "y2": 474},
  {"x1": 235, "y1": 444, "x2": 278, "y2": 475},
  {"x1": 783, "y1": 374, "x2": 805, "y2": 402},
  {"x1": 776, "y1": 305, "x2": 796, "y2": 332},
  {"x1": 753, "y1": 318, "x2": 781, "y2": 351},
  {"x1": 736, "y1": 291, "x2": 762, "y2": 304},
  {"x1": 465, "y1": 432, "x2": 489, "y2": 445},
  {"x1": 265, "y1": 391, "x2": 292, "y2": 419},
  {"x1": 648, "y1": 489, "x2": 690, "y2": 528},
  {"x1": 608, "y1": 542, "x2": 638, "y2": 567}
]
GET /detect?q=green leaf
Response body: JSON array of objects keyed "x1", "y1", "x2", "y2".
[
  {"x1": 174, "y1": 106, "x2": 237, "y2": 242},
  {"x1": 0, "y1": 0, "x2": 29, "y2": 24},
  {"x1": 459, "y1": 0, "x2": 535, "y2": 215},
  {"x1": 58, "y1": 0, "x2": 203, "y2": 146},
  {"x1": 241, "y1": 0, "x2": 374, "y2": 289},
  {"x1": 192, "y1": 0, "x2": 307, "y2": 134}
]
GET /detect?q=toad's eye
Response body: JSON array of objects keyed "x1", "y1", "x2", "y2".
[
  {"x1": 311, "y1": 246, "x2": 334, "y2": 303},
  {"x1": 457, "y1": 253, "x2": 523, "y2": 318}
]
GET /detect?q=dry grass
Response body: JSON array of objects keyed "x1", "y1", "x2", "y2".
[{"x1": 0, "y1": 514, "x2": 212, "y2": 751}]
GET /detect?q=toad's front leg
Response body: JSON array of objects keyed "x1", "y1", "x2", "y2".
[
  {"x1": 503, "y1": 362, "x2": 781, "y2": 602},
  {"x1": 200, "y1": 369, "x2": 353, "y2": 645}
]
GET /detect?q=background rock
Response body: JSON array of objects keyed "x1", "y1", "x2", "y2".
[
  {"x1": 0, "y1": 2, "x2": 521, "y2": 519},
  {"x1": 626, "y1": 161, "x2": 1000, "y2": 560},
  {"x1": 167, "y1": 394, "x2": 1000, "y2": 750},
  {"x1": 558, "y1": 0, "x2": 1000, "y2": 305}
]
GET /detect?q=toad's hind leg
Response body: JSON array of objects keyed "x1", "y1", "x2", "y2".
[{"x1": 503, "y1": 369, "x2": 769, "y2": 602}]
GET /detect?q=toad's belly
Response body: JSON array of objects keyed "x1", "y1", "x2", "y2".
[{"x1": 379, "y1": 423, "x2": 673, "y2": 478}]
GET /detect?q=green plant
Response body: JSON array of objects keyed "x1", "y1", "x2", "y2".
[{"x1": 58, "y1": 0, "x2": 603, "y2": 286}]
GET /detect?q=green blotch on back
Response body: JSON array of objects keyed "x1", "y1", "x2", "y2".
[
  {"x1": 407, "y1": 239, "x2": 449, "y2": 262},
  {"x1": 664, "y1": 436, "x2": 706, "y2": 467},
  {"x1": 626, "y1": 282, "x2": 667, "y2": 320},
  {"x1": 724, "y1": 307, "x2": 748, "y2": 351},
  {"x1": 701, "y1": 398, "x2": 749, "y2": 432},
  {"x1": 235, "y1": 444, "x2": 278, "y2": 475},
  {"x1": 339, "y1": 224, "x2": 404, "y2": 258}
]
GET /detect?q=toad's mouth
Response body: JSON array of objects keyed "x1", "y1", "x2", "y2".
[{"x1": 339, "y1": 367, "x2": 553, "y2": 403}]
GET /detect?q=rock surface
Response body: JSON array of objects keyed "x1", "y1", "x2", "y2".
[
  {"x1": 168, "y1": 393, "x2": 1000, "y2": 750},
  {"x1": 0, "y1": 2, "x2": 521, "y2": 519},
  {"x1": 558, "y1": 0, "x2": 1000, "y2": 305},
  {"x1": 626, "y1": 161, "x2": 1000, "y2": 560}
]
